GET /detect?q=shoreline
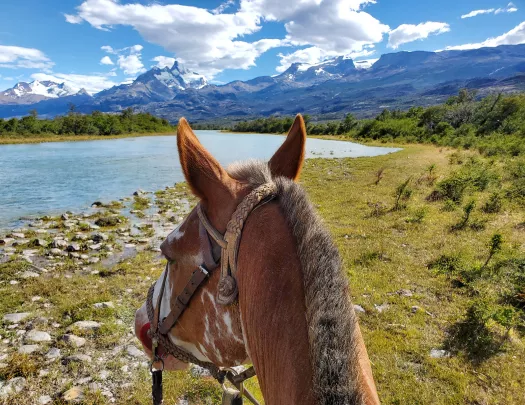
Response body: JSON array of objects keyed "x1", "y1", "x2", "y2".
[{"x1": 0, "y1": 131, "x2": 177, "y2": 145}]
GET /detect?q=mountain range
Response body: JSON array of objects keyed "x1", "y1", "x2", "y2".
[{"x1": 1, "y1": 44, "x2": 525, "y2": 121}]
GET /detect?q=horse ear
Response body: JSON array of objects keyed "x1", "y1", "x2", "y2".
[
  {"x1": 269, "y1": 114, "x2": 306, "y2": 181},
  {"x1": 177, "y1": 118, "x2": 233, "y2": 201}
]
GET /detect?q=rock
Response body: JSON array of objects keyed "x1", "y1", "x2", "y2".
[
  {"x1": 70, "y1": 252, "x2": 80, "y2": 259},
  {"x1": 429, "y1": 349, "x2": 450, "y2": 359},
  {"x1": 25, "y1": 330, "x2": 52, "y2": 343},
  {"x1": 95, "y1": 217, "x2": 120, "y2": 227},
  {"x1": 99, "y1": 370, "x2": 110, "y2": 380},
  {"x1": 20, "y1": 271, "x2": 40, "y2": 279},
  {"x1": 61, "y1": 213, "x2": 69, "y2": 220},
  {"x1": 63, "y1": 386, "x2": 84, "y2": 402},
  {"x1": 0, "y1": 377, "x2": 26, "y2": 397},
  {"x1": 45, "y1": 348, "x2": 61, "y2": 360},
  {"x1": 92, "y1": 201, "x2": 103, "y2": 207},
  {"x1": 3, "y1": 313, "x2": 31, "y2": 323},
  {"x1": 137, "y1": 238, "x2": 150, "y2": 244},
  {"x1": 38, "y1": 369, "x2": 49, "y2": 377},
  {"x1": 94, "y1": 302, "x2": 114, "y2": 309},
  {"x1": 76, "y1": 377, "x2": 92, "y2": 385},
  {"x1": 63, "y1": 354, "x2": 92, "y2": 364},
  {"x1": 63, "y1": 334, "x2": 86, "y2": 348},
  {"x1": 124, "y1": 244, "x2": 136, "y2": 248},
  {"x1": 374, "y1": 303, "x2": 390, "y2": 313},
  {"x1": 135, "y1": 223, "x2": 152, "y2": 230},
  {"x1": 19, "y1": 344, "x2": 40, "y2": 354},
  {"x1": 10, "y1": 233, "x2": 25, "y2": 239},
  {"x1": 190, "y1": 364, "x2": 212, "y2": 378},
  {"x1": 52, "y1": 239, "x2": 68, "y2": 249},
  {"x1": 80, "y1": 254, "x2": 89, "y2": 260},
  {"x1": 411, "y1": 306, "x2": 422, "y2": 313},
  {"x1": 88, "y1": 257, "x2": 100, "y2": 264},
  {"x1": 12, "y1": 239, "x2": 30, "y2": 246},
  {"x1": 67, "y1": 321, "x2": 101, "y2": 332},
  {"x1": 72, "y1": 234, "x2": 88, "y2": 241},
  {"x1": 89, "y1": 243, "x2": 102, "y2": 251},
  {"x1": 38, "y1": 395, "x2": 52, "y2": 404},
  {"x1": 67, "y1": 243, "x2": 82, "y2": 252},
  {"x1": 50, "y1": 248, "x2": 62, "y2": 256},
  {"x1": 35, "y1": 229, "x2": 48, "y2": 234},
  {"x1": 126, "y1": 345, "x2": 145, "y2": 358},
  {"x1": 91, "y1": 233, "x2": 108, "y2": 242},
  {"x1": 133, "y1": 189, "x2": 145, "y2": 196},
  {"x1": 353, "y1": 304, "x2": 366, "y2": 313},
  {"x1": 397, "y1": 289, "x2": 413, "y2": 297},
  {"x1": 30, "y1": 239, "x2": 48, "y2": 247}
]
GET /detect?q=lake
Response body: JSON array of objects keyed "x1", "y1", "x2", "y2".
[{"x1": 0, "y1": 131, "x2": 400, "y2": 228}]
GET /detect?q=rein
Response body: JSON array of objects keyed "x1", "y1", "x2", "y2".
[{"x1": 146, "y1": 183, "x2": 277, "y2": 405}]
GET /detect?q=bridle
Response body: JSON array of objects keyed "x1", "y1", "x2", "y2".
[{"x1": 146, "y1": 183, "x2": 277, "y2": 405}]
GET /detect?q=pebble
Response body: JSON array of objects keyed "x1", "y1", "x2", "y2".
[
  {"x1": 45, "y1": 348, "x2": 61, "y2": 360},
  {"x1": 353, "y1": 304, "x2": 366, "y2": 313},
  {"x1": 63, "y1": 334, "x2": 86, "y2": 348},
  {"x1": 67, "y1": 320, "x2": 101, "y2": 331},
  {"x1": 63, "y1": 386, "x2": 84, "y2": 401},
  {"x1": 63, "y1": 354, "x2": 92, "y2": 364},
  {"x1": 374, "y1": 303, "x2": 390, "y2": 313},
  {"x1": 126, "y1": 345, "x2": 145, "y2": 358},
  {"x1": 94, "y1": 302, "x2": 114, "y2": 309},
  {"x1": 0, "y1": 377, "x2": 26, "y2": 397},
  {"x1": 38, "y1": 395, "x2": 52, "y2": 404},
  {"x1": 25, "y1": 330, "x2": 52, "y2": 343},
  {"x1": 3, "y1": 312, "x2": 31, "y2": 323},
  {"x1": 20, "y1": 271, "x2": 40, "y2": 279},
  {"x1": 19, "y1": 344, "x2": 41, "y2": 354},
  {"x1": 430, "y1": 349, "x2": 450, "y2": 358}
]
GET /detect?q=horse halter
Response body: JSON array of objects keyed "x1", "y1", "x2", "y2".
[{"x1": 146, "y1": 183, "x2": 277, "y2": 405}]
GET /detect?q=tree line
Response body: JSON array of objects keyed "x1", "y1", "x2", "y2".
[
  {"x1": 0, "y1": 107, "x2": 176, "y2": 136},
  {"x1": 230, "y1": 90, "x2": 525, "y2": 157}
]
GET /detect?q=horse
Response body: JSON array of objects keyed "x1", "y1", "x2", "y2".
[{"x1": 134, "y1": 115, "x2": 380, "y2": 404}]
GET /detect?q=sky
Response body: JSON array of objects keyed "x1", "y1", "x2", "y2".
[{"x1": 0, "y1": 0, "x2": 524, "y2": 94}]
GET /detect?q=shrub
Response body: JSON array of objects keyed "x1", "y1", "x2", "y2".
[{"x1": 482, "y1": 192, "x2": 503, "y2": 213}]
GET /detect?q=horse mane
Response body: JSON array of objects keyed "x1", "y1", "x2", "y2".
[{"x1": 228, "y1": 160, "x2": 362, "y2": 405}]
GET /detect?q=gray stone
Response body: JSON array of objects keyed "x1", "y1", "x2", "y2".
[
  {"x1": 126, "y1": 345, "x2": 145, "y2": 358},
  {"x1": 89, "y1": 243, "x2": 102, "y2": 251},
  {"x1": 88, "y1": 257, "x2": 100, "y2": 264},
  {"x1": 63, "y1": 354, "x2": 92, "y2": 364},
  {"x1": 61, "y1": 213, "x2": 69, "y2": 220},
  {"x1": 50, "y1": 248, "x2": 62, "y2": 256},
  {"x1": 20, "y1": 271, "x2": 40, "y2": 279},
  {"x1": 190, "y1": 364, "x2": 212, "y2": 378},
  {"x1": 18, "y1": 344, "x2": 40, "y2": 354},
  {"x1": 67, "y1": 243, "x2": 81, "y2": 252},
  {"x1": 353, "y1": 304, "x2": 366, "y2": 313},
  {"x1": 73, "y1": 234, "x2": 88, "y2": 241},
  {"x1": 80, "y1": 254, "x2": 89, "y2": 260},
  {"x1": 374, "y1": 303, "x2": 390, "y2": 313},
  {"x1": 52, "y1": 239, "x2": 68, "y2": 249},
  {"x1": 3, "y1": 313, "x2": 31, "y2": 323},
  {"x1": 67, "y1": 320, "x2": 101, "y2": 331},
  {"x1": 31, "y1": 239, "x2": 49, "y2": 247},
  {"x1": 38, "y1": 395, "x2": 52, "y2": 405},
  {"x1": 397, "y1": 289, "x2": 413, "y2": 297},
  {"x1": 11, "y1": 233, "x2": 25, "y2": 239},
  {"x1": 429, "y1": 349, "x2": 450, "y2": 359},
  {"x1": 45, "y1": 347, "x2": 61, "y2": 360},
  {"x1": 0, "y1": 377, "x2": 26, "y2": 397},
  {"x1": 91, "y1": 233, "x2": 108, "y2": 242},
  {"x1": 93, "y1": 302, "x2": 114, "y2": 309},
  {"x1": 25, "y1": 330, "x2": 52, "y2": 343},
  {"x1": 63, "y1": 334, "x2": 86, "y2": 348}
]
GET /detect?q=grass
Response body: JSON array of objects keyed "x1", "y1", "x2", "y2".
[
  {"x1": 0, "y1": 132, "x2": 177, "y2": 145},
  {"x1": 1, "y1": 143, "x2": 524, "y2": 404}
]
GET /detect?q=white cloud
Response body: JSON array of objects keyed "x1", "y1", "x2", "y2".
[
  {"x1": 212, "y1": 0, "x2": 236, "y2": 15},
  {"x1": 388, "y1": 22, "x2": 450, "y2": 49},
  {"x1": 64, "y1": 0, "x2": 389, "y2": 78},
  {"x1": 443, "y1": 21, "x2": 525, "y2": 51},
  {"x1": 101, "y1": 44, "x2": 146, "y2": 76},
  {"x1": 0, "y1": 45, "x2": 54, "y2": 71},
  {"x1": 30, "y1": 72, "x2": 117, "y2": 94},
  {"x1": 117, "y1": 54, "x2": 146, "y2": 76},
  {"x1": 64, "y1": 13, "x2": 83, "y2": 24},
  {"x1": 152, "y1": 56, "x2": 176, "y2": 69},
  {"x1": 276, "y1": 46, "x2": 375, "y2": 72},
  {"x1": 461, "y1": 3, "x2": 517, "y2": 18},
  {"x1": 100, "y1": 56, "x2": 114, "y2": 65}
]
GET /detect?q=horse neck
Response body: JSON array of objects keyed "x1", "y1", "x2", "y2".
[
  {"x1": 236, "y1": 202, "x2": 381, "y2": 405},
  {"x1": 236, "y1": 202, "x2": 316, "y2": 404}
]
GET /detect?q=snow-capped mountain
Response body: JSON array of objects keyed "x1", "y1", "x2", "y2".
[{"x1": 0, "y1": 80, "x2": 83, "y2": 105}]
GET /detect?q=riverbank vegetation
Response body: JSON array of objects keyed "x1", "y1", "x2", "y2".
[
  {"x1": 230, "y1": 90, "x2": 525, "y2": 157},
  {"x1": 1, "y1": 144, "x2": 524, "y2": 404},
  {"x1": 0, "y1": 108, "x2": 176, "y2": 143}
]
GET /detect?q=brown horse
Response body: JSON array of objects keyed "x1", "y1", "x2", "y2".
[{"x1": 134, "y1": 115, "x2": 380, "y2": 404}]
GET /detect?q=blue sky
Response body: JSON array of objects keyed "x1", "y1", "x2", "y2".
[{"x1": 0, "y1": 0, "x2": 523, "y2": 93}]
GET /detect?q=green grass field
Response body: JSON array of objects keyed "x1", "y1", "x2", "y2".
[{"x1": 1, "y1": 144, "x2": 523, "y2": 404}]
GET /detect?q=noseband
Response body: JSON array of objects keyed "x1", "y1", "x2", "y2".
[{"x1": 146, "y1": 183, "x2": 276, "y2": 405}]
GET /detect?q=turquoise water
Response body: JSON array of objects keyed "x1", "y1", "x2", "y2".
[{"x1": 0, "y1": 131, "x2": 400, "y2": 228}]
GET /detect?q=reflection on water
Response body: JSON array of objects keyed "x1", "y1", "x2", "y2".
[{"x1": 0, "y1": 131, "x2": 400, "y2": 228}]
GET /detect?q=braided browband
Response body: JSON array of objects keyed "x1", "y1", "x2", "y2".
[{"x1": 198, "y1": 182, "x2": 277, "y2": 305}]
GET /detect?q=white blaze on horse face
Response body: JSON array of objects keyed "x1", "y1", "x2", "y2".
[
  {"x1": 169, "y1": 334, "x2": 212, "y2": 363},
  {"x1": 167, "y1": 222, "x2": 185, "y2": 244}
]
